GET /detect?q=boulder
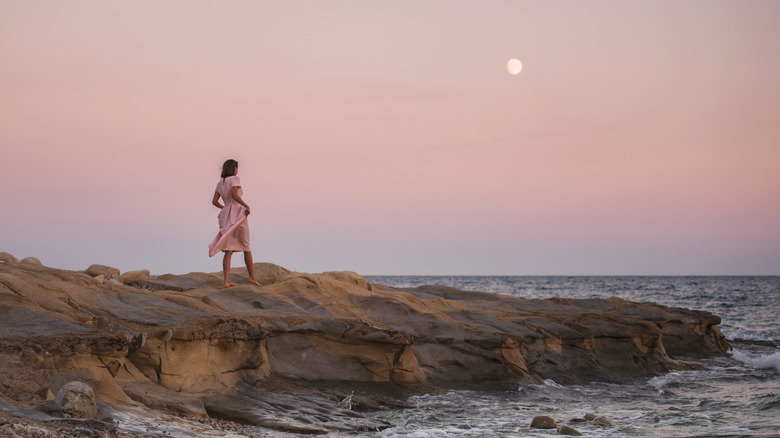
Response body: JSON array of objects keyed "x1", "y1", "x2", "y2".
[
  {"x1": 593, "y1": 416, "x2": 616, "y2": 427},
  {"x1": 0, "y1": 252, "x2": 18, "y2": 263},
  {"x1": 531, "y1": 415, "x2": 556, "y2": 429},
  {"x1": 119, "y1": 269, "x2": 150, "y2": 284},
  {"x1": 54, "y1": 381, "x2": 97, "y2": 419},
  {"x1": 20, "y1": 257, "x2": 42, "y2": 266},
  {"x1": 85, "y1": 264, "x2": 120, "y2": 280},
  {"x1": 558, "y1": 425, "x2": 582, "y2": 436}
]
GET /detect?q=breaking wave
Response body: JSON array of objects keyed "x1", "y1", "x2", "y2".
[{"x1": 730, "y1": 349, "x2": 780, "y2": 372}]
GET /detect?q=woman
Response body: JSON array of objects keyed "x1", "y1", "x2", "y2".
[{"x1": 208, "y1": 159, "x2": 261, "y2": 288}]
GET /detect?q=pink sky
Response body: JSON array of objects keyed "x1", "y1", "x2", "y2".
[{"x1": 1, "y1": 1, "x2": 779, "y2": 275}]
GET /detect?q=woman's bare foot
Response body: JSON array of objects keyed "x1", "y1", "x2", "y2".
[
  {"x1": 247, "y1": 277, "x2": 262, "y2": 287},
  {"x1": 224, "y1": 281, "x2": 237, "y2": 288}
]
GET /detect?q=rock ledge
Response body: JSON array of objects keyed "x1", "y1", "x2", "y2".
[{"x1": 0, "y1": 259, "x2": 730, "y2": 435}]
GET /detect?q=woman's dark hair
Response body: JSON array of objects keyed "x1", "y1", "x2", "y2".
[{"x1": 221, "y1": 159, "x2": 238, "y2": 178}]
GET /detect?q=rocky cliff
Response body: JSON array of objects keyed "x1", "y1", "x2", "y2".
[{"x1": 0, "y1": 253, "x2": 730, "y2": 436}]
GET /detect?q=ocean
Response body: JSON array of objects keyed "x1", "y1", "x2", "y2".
[{"x1": 355, "y1": 276, "x2": 780, "y2": 438}]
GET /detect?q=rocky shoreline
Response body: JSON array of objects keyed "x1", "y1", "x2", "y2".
[{"x1": 0, "y1": 252, "x2": 730, "y2": 436}]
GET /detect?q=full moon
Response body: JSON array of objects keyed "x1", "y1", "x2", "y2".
[{"x1": 507, "y1": 58, "x2": 523, "y2": 75}]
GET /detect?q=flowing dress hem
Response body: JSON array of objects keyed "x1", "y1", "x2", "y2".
[{"x1": 208, "y1": 214, "x2": 249, "y2": 257}]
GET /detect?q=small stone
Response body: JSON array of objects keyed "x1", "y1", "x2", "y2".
[
  {"x1": 668, "y1": 406, "x2": 682, "y2": 411},
  {"x1": 73, "y1": 427, "x2": 100, "y2": 437},
  {"x1": 21, "y1": 256, "x2": 42, "y2": 265},
  {"x1": 593, "y1": 416, "x2": 616, "y2": 427},
  {"x1": 85, "y1": 264, "x2": 120, "y2": 280},
  {"x1": 104, "y1": 278, "x2": 123, "y2": 285},
  {"x1": 584, "y1": 413, "x2": 597, "y2": 421},
  {"x1": 558, "y1": 425, "x2": 582, "y2": 436},
  {"x1": 120, "y1": 269, "x2": 150, "y2": 284},
  {"x1": 531, "y1": 415, "x2": 556, "y2": 429},
  {"x1": 569, "y1": 417, "x2": 587, "y2": 423}
]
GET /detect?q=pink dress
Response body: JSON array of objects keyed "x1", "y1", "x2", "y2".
[{"x1": 208, "y1": 176, "x2": 251, "y2": 257}]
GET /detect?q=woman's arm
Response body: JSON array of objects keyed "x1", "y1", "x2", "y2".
[
  {"x1": 231, "y1": 186, "x2": 250, "y2": 215},
  {"x1": 212, "y1": 191, "x2": 223, "y2": 209}
]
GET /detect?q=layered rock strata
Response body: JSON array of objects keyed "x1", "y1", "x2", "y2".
[{"x1": 0, "y1": 256, "x2": 730, "y2": 434}]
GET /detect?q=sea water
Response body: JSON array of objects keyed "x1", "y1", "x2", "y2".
[{"x1": 358, "y1": 276, "x2": 780, "y2": 437}]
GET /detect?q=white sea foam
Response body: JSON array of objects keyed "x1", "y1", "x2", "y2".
[
  {"x1": 730, "y1": 349, "x2": 780, "y2": 372},
  {"x1": 379, "y1": 427, "x2": 455, "y2": 438},
  {"x1": 542, "y1": 378, "x2": 565, "y2": 388},
  {"x1": 647, "y1": 371, "x2": 691, "y2": 395},
  {"x1": 723, "y1": 326, "x2": 780, "y2": 342}
]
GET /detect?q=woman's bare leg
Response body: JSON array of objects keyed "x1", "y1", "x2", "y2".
[
  {"x1": 244, "y1": 251, "x2": 261, "y2": 286},
  {"x1": 223, "y1": 251, "x2": 236, "y2": 288}
]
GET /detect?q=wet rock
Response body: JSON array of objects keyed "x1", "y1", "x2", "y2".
[
  {"x1": 103, "y1": 278, "x2": 122, "y2": 286},
  {"x1": 204, "y1": 396, "x2": 329, "y2": 434},
  {"x1": 0, "y1": 397, "x2": 52, "y2": 421},
  {"x1": 558, "y1": 424, "x2": 582, "y2": 435},
  {"x1": 338, "y1": 391, "x2": 355, "y2": 409},
  {"x1": 531, "y1": 415, "x2": 556, "y2": 429},
  {"x1": 119, "y1": 269, "x2": 149, "y2": 284},
  {"x1": 34, "y1": 400, "x2": 64, "y2": 417},
  {"x1": 119, "y1": 381, "x2": 207, "y2": 417},
  {"x1": 584, "y1": 413, "x2": 597, "y2": 421},
  {"x1": 593, "y1": 415, "x2": 616, "y2": 427},
  {"x1": 84, "y1": 264, "x2": 120, "y2": 280},
  {"x1": 54, "y1": 382, "x2": 97, "y2": 419}
]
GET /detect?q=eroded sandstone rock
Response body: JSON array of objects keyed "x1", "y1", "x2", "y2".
[
  {"x1": 0, "y1": 260, "x2": 731, "y2": 435},
  {"x1": 84, "y1": 264, "x2": 120, "y2": 280},
  {"x1": 127, "y1": 319, "x2": 271, "y2": 392},
  {"x1": 119, "y1": 269, "x2": 150, "y2": 284},
  {"x1": 0, "y1": 252, "x2": 19, "y2": 264}
]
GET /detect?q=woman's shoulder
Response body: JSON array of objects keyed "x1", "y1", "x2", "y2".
[{"x1": 220, "y1": 175, "x2": 241, "y2": 186}]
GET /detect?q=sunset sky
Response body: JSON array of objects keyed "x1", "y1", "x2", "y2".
[{"x1": 2, "y1": 1, "x2": 779, "y2": 275}]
